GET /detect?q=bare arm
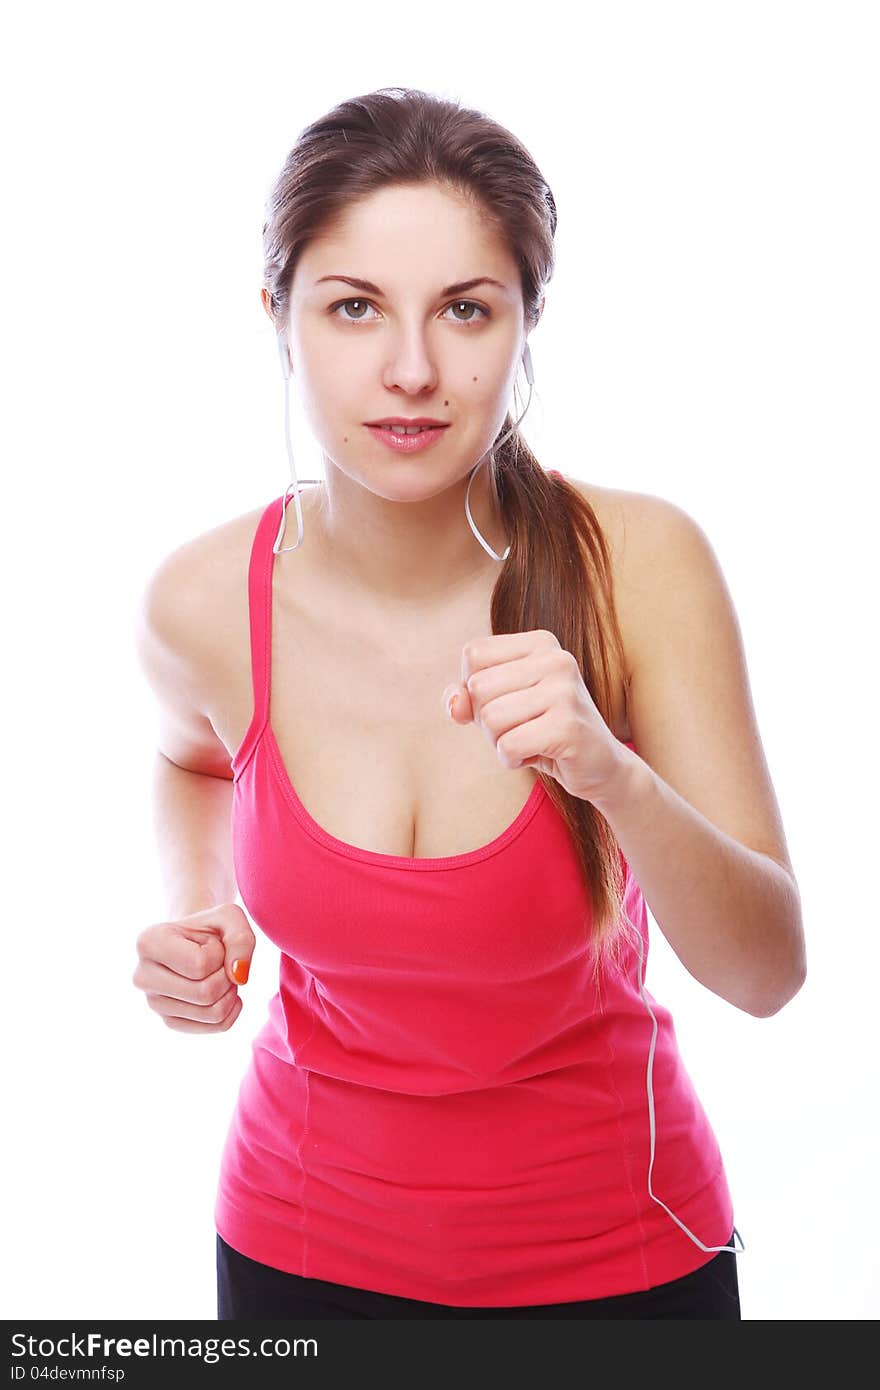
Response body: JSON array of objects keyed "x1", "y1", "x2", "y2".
[
  {"x1": 592, "y1": 493, "x2": 806, "y2": 1018},
  {"x1": 593, "y1": 752, "x2": 804, "y2": 1017},
  {"x1": 152, "y1": 753, "x2": 236, "y2": 918},
  {"x1": 134, "y1": 537, "x2": 239, "y2": 918}
]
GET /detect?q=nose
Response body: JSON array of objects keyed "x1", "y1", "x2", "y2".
[{"x1": 382, "y1": 333, "x2": 441, "y2": 394}]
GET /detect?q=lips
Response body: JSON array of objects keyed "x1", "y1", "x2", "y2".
[
  {"x1": 367, "y1": 423, "x2": 449, "y2": 432},
  {"x1": 365, "y1": 423, "x2": 449, "y2": 453}
]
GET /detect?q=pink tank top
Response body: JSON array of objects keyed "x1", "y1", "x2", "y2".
[{"x1": 214, "y1": 480, "x2": 734, "y2": 1306}]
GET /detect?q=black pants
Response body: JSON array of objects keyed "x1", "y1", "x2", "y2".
[{"x1": 216, "y1": 1230, "x2": 741, "y2": 1319}]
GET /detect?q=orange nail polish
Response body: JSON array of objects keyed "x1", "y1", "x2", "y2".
[{"x1": 232, "y1": 959, "x2": 250, "y2": 984}]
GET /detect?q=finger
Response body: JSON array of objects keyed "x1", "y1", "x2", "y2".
[
  {"x1": 145, "y1": 979, "x2": 239, "y2": 1024},
  {"x1": 138, "y1": 925, "x2": 225, "y2": 981},
  {"x1": 132, "y1": 955, "x2": 231, "y2": 1006},
  {"x1": 467, "y1": 648, "x2": 556, "y2": 703},
  {"x1": 460, "y1": 629, "x2": 558, "y2": 687},
  {"x1": 452, "y1": 688, "x2": 473, "y2": 722},
  {"x1": 493, "y1": 707, "x2": 556, "y2": 770},
  {"x1": 441, "y1": 683, "x2": 473, "y2": 724},
  {"x1": 161, "y1": 993, "x2": 243, "y2": 1033},
  {"x1": 477, "y1": 685, "x2": 556, "y2": 764},
  {"x1": 465, "y1": 651, "x2": 553, "y2": 729}
]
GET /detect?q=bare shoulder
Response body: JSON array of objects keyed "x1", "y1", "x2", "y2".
[
  {"x1": 575, "y1": 484, "x2": 726, "y2": 683},
  {"x1": 562, "y1": 477, "x2": 677, "y2": 687},
  {"x1": 567, "y1": 478, "x2": 799, "y2": 887},
  {"x1": 136, "y1": 502, "x2": 267, "y2": 701},
  {"x1": 564, "y1": 475, "x2": 687, "y2": 564},
  {"x1": 184, "y1": 502, "x2": 268, "y2": 589}
]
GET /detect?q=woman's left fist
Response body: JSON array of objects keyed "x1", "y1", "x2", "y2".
[{"x1": 441, "y1": 629, "x2": 629, "y2": 806}]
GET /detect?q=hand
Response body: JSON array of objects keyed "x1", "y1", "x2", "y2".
[
  {"x1": 132, "y1": 902, "x2": 256, "y2": 1034},
  {"x1": 441, "y1": 629, "x2": 630, "y2": 806}
]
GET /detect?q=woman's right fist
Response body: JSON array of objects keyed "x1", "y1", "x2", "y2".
[{"x1": 132, "y1": 903, "x2": 256, "y2": 1033}]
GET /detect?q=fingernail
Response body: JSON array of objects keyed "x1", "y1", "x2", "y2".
[
  {"x1": 445, "y1": 692, "x2": 459, "y2": 720},
  {"x1": 231, "y1": 959, "x2": 250, "y2": 984}
]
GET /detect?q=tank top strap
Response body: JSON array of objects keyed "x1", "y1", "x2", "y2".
[{"x1": 244, "y1": 493, "x2": 285, "y2": 735}]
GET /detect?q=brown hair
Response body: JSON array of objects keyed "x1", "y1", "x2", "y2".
[{"x1": 261, "y1": 87, "x2": 637, "y2": 979}]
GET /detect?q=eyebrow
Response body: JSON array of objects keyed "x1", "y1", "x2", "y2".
[{"x1": 314, "y1": 274, "x2": 510, "y2": 298}]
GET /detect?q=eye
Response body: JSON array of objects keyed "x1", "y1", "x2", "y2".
[
  {"x1": 329, "y1": 299, "x2": 376, "y2": 323},
  {"x1": 329, "y1": 298, "x2": 490, "y2": 326},
  {"x1": 444, "y1": 300, "x2": 489, "y2": 325}
]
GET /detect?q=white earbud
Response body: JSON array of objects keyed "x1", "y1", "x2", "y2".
[
  {"x1": 522, "y1": 339, "x2": 534, "y2": 386},
  {"x1": 278, "y1": 334, "x2": 291, "y2": 381}
]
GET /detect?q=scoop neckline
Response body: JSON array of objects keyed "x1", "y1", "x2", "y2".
[
  {"x1": 243, "y1": 723, "x2": 637, "y2": 871},
  {"x1": 261, "y1": 722, "x2": 549, "y2": 871}
]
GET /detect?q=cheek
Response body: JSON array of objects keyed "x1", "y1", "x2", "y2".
[
  {"x1": 468, "y1": 358, "x2": 514, "y2": 397},
  {"x1": 296, "y1": 356, "x2": 360, "y2": 422}
]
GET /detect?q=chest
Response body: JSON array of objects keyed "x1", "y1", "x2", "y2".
[{"x1": 207, "y1": 504, "x2": 632, "y2": 861}]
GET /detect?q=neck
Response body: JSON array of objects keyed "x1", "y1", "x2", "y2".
[{"x1": 306, "y1": 461, "x2": 508, "y2": 611}]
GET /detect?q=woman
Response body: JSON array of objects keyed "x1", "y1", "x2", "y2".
[{"x1": 133, "y1": 87, "x2": 805, "y2": 1320}]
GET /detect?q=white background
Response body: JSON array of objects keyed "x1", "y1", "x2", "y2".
[{"x1": 2, "y1": 0, "x2": 877, "y2": 1322}]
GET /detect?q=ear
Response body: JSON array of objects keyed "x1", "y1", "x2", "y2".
[{"x1": 260, "y1": 287, "x2": 275, "y2": 322}]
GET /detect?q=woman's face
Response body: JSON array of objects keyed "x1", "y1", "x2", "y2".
[{"x1": 272, "y1": 182, "x2": 530, "y2": 503}]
